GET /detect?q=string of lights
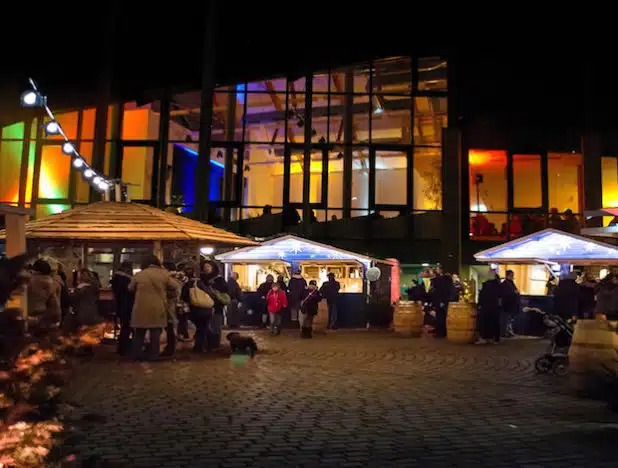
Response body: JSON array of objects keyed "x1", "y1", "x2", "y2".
[{"x1": 20, "y1": 78, "x2": 119, "y2": 195}]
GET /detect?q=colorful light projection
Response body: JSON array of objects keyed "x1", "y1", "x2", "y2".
[
  {"x1": 216, "y1": 235, "x2": 372, "y2": 267},
  {"x1": 0, "y1": 122, "x2": 25, "y2": 204},
  {"x1": 474, "y1": 229, "x2": 618, "y2": 263}
]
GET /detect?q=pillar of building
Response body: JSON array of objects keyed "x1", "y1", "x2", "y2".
[
  {"x1": 157, "y1": 91, "x2": 171, "y2": 208},
  {"x1": 582, "y1": 133, "x2": 603, "y2": 228},
  {"x1": 4, "y1": 210, "x2": 29, "y2": 320},
  {"x1": 195, "y1": 1, "x2": 218, "y2": 223},
  {"x1": 441, "y1": 127, "x2": 462, "y2": 274},
  {"x1": 302, "y1": 73, "x2": 314, "y2": 232}
]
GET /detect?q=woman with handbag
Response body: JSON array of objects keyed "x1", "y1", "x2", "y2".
[
  {"x1": 300, "y1": 280, "x2": 322, "y2": 338},
  {"x1": 200, "y1": 260, "x2": 230, "y2": 350},
  {"x1": 182, "y1": 267, "x2": 215, "y2": 353}
]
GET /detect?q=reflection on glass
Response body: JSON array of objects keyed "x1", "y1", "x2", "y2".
[
  {"x1": 468, "y1": 149, "x2": 507, "y2": 212},
  {"x1": 513, "y1": 154, "x2": 542, "y2": 208},
  {"x1": 352, "y1": 149, "x2": 369, "y2": 213},
  {"x1": 414, "y1": 147, "x2": 442, "y2": 210},
  {"x1": 376, "y1": 150, "x2": 407, "y2": 205},
  {"x1": 373, "y1": 57, "x2": 412, "y2": 95}
]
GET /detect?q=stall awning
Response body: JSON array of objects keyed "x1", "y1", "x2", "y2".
[
  {"x1": 474, "y1": 229, "x2": 618, "y2": 264},
  {"x1": 581, "y1": 208, "x2": 618, "y2": 238},
  {"x1": 215, "y1": 235, "x2": 379, "y2": 267}
]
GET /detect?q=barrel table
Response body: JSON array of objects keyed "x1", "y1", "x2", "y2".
[
  {"x1": 568, "y1": 319, "x2": 618, "y2": 398},
  {"x1": 393, "y1": 301, "x2": 423, "y2": 337},
  {"x1": 313, "y1": 300, "x2": 329, "y2": 333},
  {"x1": 446, "y1": 302, "x2": 478, "y2": 344}
]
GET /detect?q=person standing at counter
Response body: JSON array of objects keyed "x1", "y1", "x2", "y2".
[
  {"x1": 110, "y1": 261, "x2": 134, "y2": 356},
  {"x1": 288, "y1": 269, "x2": 307, "y2": 323},
  {"x1": 429, "y1": 266, "x2": 454, "y2": 338},
  {"x1": 501, "y1": 270, "x2": 520, "y2": 338},
  {"x1": 476, "y1": 268, "x2": 503, "y2": 344},
  {"x1": 320, "y1": 272, "x2": 341, "y2": 330},
  {"x1": 300, "y1": 280, "x2": 322, "y2": 338},
  {"x1": 257, "y1": 274, "x2": 274, "y2": 328}
]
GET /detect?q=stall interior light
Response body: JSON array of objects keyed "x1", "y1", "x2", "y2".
[{"x1": 200, "y1": 246, "x2": 215, "y2": 255}]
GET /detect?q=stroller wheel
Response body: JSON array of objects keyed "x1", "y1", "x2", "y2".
[
  {"x1": 535, "y1": 356, "x2": 552, "y2": 374},
  {"x1": 552, "y1": 358, "x2": 569, "y2": 377}
]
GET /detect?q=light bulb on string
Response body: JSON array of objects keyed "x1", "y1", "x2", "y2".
[
  {"x1": 84, "y1": 169, "x2": 94, "y2": 179},
  {"x1": 62, "y1": 142, "x2": 76, "y2": 155},
  {"x1": 98, "y1": 180, "x2": 110, "y2": 191},
  {"x1": 93, "y1": 176, "x2": 102, "y2": 185},
  {"x1": 44, "y1": 120, "x2": 61, "y2": 136},
  {"x1": 21, "y1": 90, "x2": 41, "y2": 107},
  {"x1": 73, "y1": 158, "x2": 84, "y2": 168}
]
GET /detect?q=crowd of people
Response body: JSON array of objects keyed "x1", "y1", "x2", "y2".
[
  {"x1": 551, "y1": 270, "x2": 618, "y2": 321},
  {"x1": 476, "y1": 269, "x2": 520, "y2": 344}
]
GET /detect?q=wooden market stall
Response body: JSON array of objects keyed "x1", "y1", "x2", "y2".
[
  {"x1": 475, "y1": 227, "x2": 618, "y2": 396},
  {"x1": 0, "y1": 201, "x2": 256, "y2": 316},
  {"x1": 216, "y1": 234, "x2": 400, "y2": 328}
]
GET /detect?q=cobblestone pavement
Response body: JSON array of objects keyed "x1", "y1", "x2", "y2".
[{"x1": 58, "y1": 331, "x2": 618, "y2": 467}]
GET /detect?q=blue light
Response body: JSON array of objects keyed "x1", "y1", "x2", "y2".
[{"x1": 173, "y1": 144, "x2": 225, "y2": 168}]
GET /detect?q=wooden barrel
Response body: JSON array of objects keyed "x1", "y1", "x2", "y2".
[
  {"x1": 446, "y1": 302, "x2": 477, "y2": 344},
  {"x1": 313, "y1": 300, "x2": 329, "y2": 333},
  {"x1": 569, "y1": 319, "x2": 618, "y2": 398},
  {"x1": 393, "y1": 301, "x2": 423, "y2": 337}
]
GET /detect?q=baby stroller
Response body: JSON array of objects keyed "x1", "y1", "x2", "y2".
[{"x1": 528, "y1": 307, "x2": 573, "y2": 376}]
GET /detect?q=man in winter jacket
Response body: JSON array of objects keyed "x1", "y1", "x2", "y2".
[
  {"x1": 476, "y1": 269, "x2": 503, "y2": 344},
  {"x1": 110, "y1": 261, "x2": 134, "y2": 355},
  {"x1": 429, "y1": 266, "x2": 455, "y2": 338},
  {"x1": 226, "y1": 272, "x2": 243, "y2": 328},
  {"x1": 288, "y1": 269, "x2": 307, "y2": 323},
  {"x1": 320, "y1": 272, "x2": 341, "y2": 329},
  {"x1": 266, "y1": 282, "x2": 287, "y2": 335},
  {"x1": 300, "y1": 280, "x2": 321, "y2": 338}
]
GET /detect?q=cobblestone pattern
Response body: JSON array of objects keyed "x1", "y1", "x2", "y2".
[{"x1": 59, "y1": 332, "x2": 618, "y2": 467}]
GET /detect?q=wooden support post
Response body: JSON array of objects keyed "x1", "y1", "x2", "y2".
[
  {"x1": 153, "y1": 241, "x2": 163, "y2": 262},
  {"x1": 5, "y1": 213, "x2": 28, "y2": 320}
]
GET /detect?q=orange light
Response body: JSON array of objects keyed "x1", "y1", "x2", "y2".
[{"x1": 469, "y1": 149, "x2": 506, "y2": 167}]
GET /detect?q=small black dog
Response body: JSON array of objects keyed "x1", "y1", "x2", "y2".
[{"x1": 226, "y1": 332, "x2": 258, "y2": 357}]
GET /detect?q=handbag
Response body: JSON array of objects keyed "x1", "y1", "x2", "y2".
[
  {"x1": 209, "y1": 288, "x2": 231, "y2": 306},
  {"x1": 190, "y1": 280, "x2": 215, "y2": 308}
]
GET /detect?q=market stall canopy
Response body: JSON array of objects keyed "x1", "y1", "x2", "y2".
[
  {"x1": 216, "y1": 235, "x2": 392, "y2": 267},
  {"x1": 581, "y1": 208, "x2": 618, "y2": 238},
  {"x1": 474, "y1": 229, "x2": 618, "y2": 265},
  {"x1": 0, "y1": 202, "x2": 256, "y2": 246}
]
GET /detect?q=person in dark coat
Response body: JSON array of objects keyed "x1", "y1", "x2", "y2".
[
  {"x1": 476, "y1": 269, "x2": 503, "y2": 344},
  {"x1": 71, "y1": 268, "x2": 101, "y2": 327},
  {"x1": 257, "y1": 274, "x2": 274, "y2": 328},
  {"x1": 429, "y1": 266, "x2": 455, "y2": 338},
  {"x1": 288, "y1": 269, "x2": 307, "y2": 323},
  {"x1": 300, "y1": 280, "x2": 322, "y2": 338},
  {"x1": 110, "y1": 261, "x2": 134, "y2": 355},
  {"x1": 578, "y1": 273, "x2": 597, "y2": 319},
  {"x1": 552, "y1": 272, "x2": 581, "y2": 319},
  {"x1": 596, "y1": 274, "x2": 617, "y2": 319},
  {"x1": 200, "y1": 260, "x2": 229, "y2": 349},
  {"x1": 320, "y1": 272, "x2": 341, "y2": 329},
  {"x1": 226, "y1": 272, "x2": 243, "y2": 328},
  {"x1": 500, "y1": 270, "x2": 520, "y2": 337},
  {"x1": 181, "y1": 272, "x2": 212, "y2": 353}
]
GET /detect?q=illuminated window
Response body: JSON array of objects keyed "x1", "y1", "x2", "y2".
[
  {"x1": 414, "y1": 147, "x2": 441, "y2": 210},
  {"x1": 512, "y1": 154, "x2": 542, "y2": 209},
  {"x1": 469, "y1": 150, "x2": 507, "y2": 213},
  {"x1": 376, "y1": 150, "x2": 407, "y2": 206},
  {"x1": 39, "y1": 146, "x2": 70, "y2": 199},
  {"x1": 0, "y1": 140, "x2": 22, "y2": 204},
  {"x1": 602, "y1": 157, "x2": 618, "y2": 208},
  {"x1": 414, "y1": 97, "x2": 447, "y2": 146},
  {"x1": 352, "y1": 149, "x2": 369, "y2": 216},
  {"x1": 548, "y1": 153, "x2": 583, "y2": 213}
]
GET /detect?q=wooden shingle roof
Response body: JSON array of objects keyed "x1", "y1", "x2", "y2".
[{"x1": 0, "y1": 202, "x2": 256, "y2": 246}]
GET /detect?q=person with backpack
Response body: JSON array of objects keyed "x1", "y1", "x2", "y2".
[
  {"x1": 266, "y1": 282, "x2": 288, "y2": 336},
  {"x1": 300, "y1": 280, "x2": 322, "y2": 338}
]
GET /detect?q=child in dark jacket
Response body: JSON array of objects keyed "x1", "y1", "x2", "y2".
[{"x1": 300, "y1": 280, "x2": 322, "y2": 338}]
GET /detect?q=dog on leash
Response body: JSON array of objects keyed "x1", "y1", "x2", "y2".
[{"x1": 226, "y1": 332, "x2": 258, "y2": 357}]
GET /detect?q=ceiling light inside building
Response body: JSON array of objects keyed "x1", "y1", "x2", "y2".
[{"x1": 372, "y1": 95, "x2": 385, "y2": 115}]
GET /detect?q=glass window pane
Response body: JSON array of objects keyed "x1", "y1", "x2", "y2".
[
  {"x1": 170, "y1": 142, "x2": 198, "y2": 211},
  {"x1": 122, "y1": 102, "x2": 159, "y2": 140},
  {"x1": 311, "y1": 94, "x2": 329, "y2": 144},
  {"x1": 513, "y1": 154, "x2": 542, "y2": 208},
  {"x1": 327, "y1": 149, "x2": 344, "y2": 210},
  {"x1": 212, "y1": 91, "x2": 244, "y2": 142},
  {"x1": 289, "y1": 147, "x2": 304, "y2": 204},
  {"x1": 331, "y1": 63, "x2": 371, "y2": 94},
  {"x1": 1, "y1": 122, "x2": 25, "y2": 139},
  {"x1": 0, "y1": 140, "x2": 22, "y2": 203},
  {"x1": 371, "y1": 96, "x2": 411, "y2": 145},
  {"x1": 36, "y1": 204, "x2": 70, "y2": 218},
  {"x1": 286, "y1": 91, "x2": 305, "y2": 144},
  {"x1": 469, "y1": 149, "x2": 507, "y2": 212},
  {"x1": 354, "y1": 96, "x2": 370, "y2": 144},
  {"x1": 602, "y1": 157, "x2": 618, "y2": 208},
  {"x1": 169, "y1": 91, "x2": 200, "y2": 142},
  {"x1": 243, "y1": 143, "x2": 284, "y2": 209},
  {"x1": 376, "y1": 150, "x2": 407, "y2": 205},
  {"x1": 81, "y1": 108, "x2": 96, "y2": 140},
  {"x1": 312, "y1": 72, "x2": 330, "y2": 93},
  {"x1": 244, "y1": 92, "x2": 286, "y2": 144},
  {"x1": 548, "y1": 153, "x2": 583, "y2": 213},
  {"x1": 39, "y1": 146, "x2": 70, "y2": 199},
  {"x1": 418, "y1": 56, "x2": 447, "y2": 92},
  {"x1": 414, "y1": 97, "x2": 447, "y2": 146},
  {"x1": 122, "y1": 146, "x2": 154, "y2": 200},
  {"x1": 206, "y1": 147, "x2": 239, "y2": 202},
  {"x1": 288, "y1": 76, "x2": 306, "y2": 93},
  {"x1": 352, "y1": 148, "x2": 369, "y2": 212},
  {"x1": 75, "y1": 142, "x2": 93, "y2": 203},
  {"x1": 414, "y1": 147, "x2": 442, "y2": 210},
  {"x1": 373, "y1": 57, "x2": 412, "y2": 95},
  {"x1": 290, "y1": 150, "x2": 325, "y2": 205}
]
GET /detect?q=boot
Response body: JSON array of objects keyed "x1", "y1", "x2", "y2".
[{"x1": 307, "y1": 327, "x2": 312, "y2": 339}]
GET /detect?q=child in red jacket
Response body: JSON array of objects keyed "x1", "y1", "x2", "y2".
[{"x1": 266, "y1": 282, "x2": 288, "y2": 335}]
